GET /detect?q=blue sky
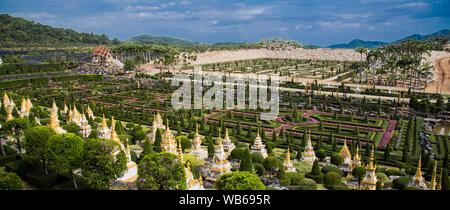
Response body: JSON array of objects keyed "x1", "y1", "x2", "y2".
[{"x1": 1, "y1": 0, "x2": 449, "y2": 46}]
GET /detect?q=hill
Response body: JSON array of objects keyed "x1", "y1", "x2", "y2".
[
  {"x1": 327, "y1": 29, "x2": 449, "y2": 49},
  {"x1": 328, "y1": 39, "x2": 388, "y2": 49},
  {"x1": 213, "y1": 41, "x2": 244, "y2": 46},
  {"x1": 125, "y1": 34, "x2": 200, "y2": 47},
  {"x1": 395, "y1": 29, "x2": 450, "y2": 42},
  {"x1": 0, "y1": 14, "x2": 114, "y2": 47}
]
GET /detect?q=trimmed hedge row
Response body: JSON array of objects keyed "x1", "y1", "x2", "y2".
[
  {"x1": 0, "y1": 74, "x2": 104, "y2": 89},
  {"x1": 0, "y1": 63, "x2": 64, "y2": 75}
]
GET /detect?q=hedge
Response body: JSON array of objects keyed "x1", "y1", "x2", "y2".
[{"x1": 0, "y1": 63, "x2": 64, "y2": 75}]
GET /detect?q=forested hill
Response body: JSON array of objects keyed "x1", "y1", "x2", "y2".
[
  {"x1": 0, "y1": 14, "x2": 115, "y2": 47},
  {"x1": 126, "y1": 34, "x2": 200, "y2": 47}
]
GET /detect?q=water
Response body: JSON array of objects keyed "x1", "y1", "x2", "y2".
[{"x1": 433, "y1": 122, "x2": 450, "y2": 136}]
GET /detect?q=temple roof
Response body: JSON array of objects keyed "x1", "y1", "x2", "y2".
[{"x1": 92, "y1": 46, "x2": 110, "y2": 57}]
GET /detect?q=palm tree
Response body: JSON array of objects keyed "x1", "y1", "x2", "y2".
[{"x1": 355, "y1": 46, "x2": 367, "y2": 84}]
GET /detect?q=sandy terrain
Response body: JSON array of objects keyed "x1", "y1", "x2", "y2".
[{"x1": 427, "y1": 56, "x2": 450, "y2": 93}]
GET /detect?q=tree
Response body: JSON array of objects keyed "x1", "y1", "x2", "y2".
[
  {"x1": 215, "y1": 171, "x2": 265, "y2": 190},
  {"x1": 324, "y1": 172, "x2": 341, "y2": 189},
  {"x1": 352, "y1": 166, "x2": 366, "y2": 188},
  {"x1": 123, "y1": 58, "x2": 135, "y2": 71},
  {"x1": 384, "y1": 145, "x2": 391, "y2": 161},
  {"x1": 298, "y1": 178, "x2": 317, "y2": 190},
  {"x1": 81, "y1": 138, "x2": 127, "y2": 189},
  {"x1": 63, "y1": 122, "x2": 81, "y2": 137},
  {"x1": 142, "y1": 138, "x2": 154, "y2": 156},
  {"x1": 239, "y1": 148, "x2": 253, "y2": 172},
  {"x1": 0, "y1": 172, "x2": 24, "y2": 190},
  {"x1": 316, "y1": 149, "x2": 327, "y2": 161},
  {"x1": 137, "y1": 152, "x2": 186, "y2": 190},
  {"x1": 24, "y1": 126, "x2": 56, "y2": 175},
  {"x1": 208, "y1": 138, "x2": 215, "y2": 158},
  {"x1": 47, "y1": 133, "x2": 84, "y2": 189},
  {"x1": 263, "y1": 156, "x2": 279, "y2": 177},
  {"x1": 5, "y1": 118, "x2": 30, "y2": 160},
  {"x1": 442, "y1": 170, "x2": 449, "y2": 190},
  {"x1": 330, "y1": 152, "x2": 343, "y2": 166},
  {"x1": 153, "y1": 129, "x2": 162, "y2": 152},
  {"x1": 306, "y1": 160, "x2": 324, "y2": 183}
]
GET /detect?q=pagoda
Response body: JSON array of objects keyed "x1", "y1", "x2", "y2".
[
  {"x1": 86, "y1": 105, "x2": 94, "y2": 119},
  {"x1": 408, "y1": 155, "x2": 427, "y2": 190},
  {"x1": 206, "y1": 130, "x2": 232, "y2": 182},
  {"x1": 6, "y1": 106, "x2": 14, "y2": 121},
  {"x1": 361, "y1": 145, "x2": 377, "y2": 190},
  {"x1": 79, "y1": 111, "x2": 92, "y2": 139},
  {"x1": 19, "y1": 97, "x2": 32, "y2": 118},
  {"x1": 62, "y1": 101, "x2": 68, "y2": 115},
  {"x1": 117, "y1": 139, "x2": 138, "y2": 183},
  {"x1": 339, "y1": 139, "x2": 352, "y2": 166},
  {"x1": 98, "y1": 114, "x2": 111, "y2": 139},
  {"x1": 178, "y1": 138, "x2": 185, "y2": 164},
  {"x1": 150, "y1": 112, "x2": 165, "y2": 143},
  {"x1": 67, "y1": 104, "x2": 82, "y2": 126},
  {"x1": 49, "y1": 100, "x2": 66, "y2": 134},
  {"x1": 301, "y1": 131, "x2": 316, "y2": 163},
  {"x1": 161, "y1": 120, "x2": 177, "y2": 155},
  {"x1": 283, "y1": 149, "x2": 296, "y2": 172},
  {"x1": 222, "y1": 128, "x2": 236, "y2": 152},
  {"x1": 110, "y1": 116, "x2": 120, "y2": 142},
  {"x1": 352, "y1": 146, "x2": 362, "y2": 168},
  {"x1": 250, "y1": 128, "x2": 268, "y2": 158},
  {"x1": 430, "y1": 160, "x2": 437, "y2": 190},
  {"x1": 189, "y1": 124, "x2": 208, "y2": 159},
  {"x1": 185, "y1": 161, "x2": 204, "y2": 190},
  {"x1": 3, "y1": 92, "x2": 15, "y2": 109}
]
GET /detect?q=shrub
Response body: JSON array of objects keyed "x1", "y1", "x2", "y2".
[
  {"x1": 321, "y1": 165, "x2": 343, "y2": 177},
  {"x1": 251, "y1": 153, "x2": 264, "y2": 164},
  {"x1": 316, "y1": 149, "x2": 327, "y2": 161},
  {"x1": 324, "y1": 172, "x2": 341, "y2": 189},
  {"x1": 215, "y1": 171, "x2": 265, "y2": 190},
  {"x1": 330, "y1": 153, "x2": 343, "y2": 166},
  {"x1": 404, "y1": 186, "x2": 422, "y2": 190},
  {"x1": 298, "y1": 178, "x2": 317, "y2": 190},
  {"x1": 386, "y1": 168, "x2": 403, "y2": 177},
  {"x1": 280, "y1": 177, "x2": 291, "y2": 187},
  {"x1": 253, "y1": 163, "x2": 266, "y2": 176},
  {"x1": 25, "y1": 172, "x2": 63, "y2": 189},
  {"x1": 286, "y1": 172, "x2": 305, "y2": 185},
  {"x1": 0, "y1": 171, "x2": 24, "y2": 190},
  {"x1": 392, "y1": 176, "x2": 411, "y2": 190},
  {"x1": 230, "y1": 147, "x2": 245, "y2": 160}
]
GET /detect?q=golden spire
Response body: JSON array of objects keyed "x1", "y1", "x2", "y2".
[
  {"x1": 354, "y1": 146, "x2": 361, "y2": 161},
  {"x1": 286, "y1": 149, "x2": 291, "y2": 164},
  {"x1": 366, "y1": 145, "x2": 376, "y2": 171},
  {"x1": 340, "y1": 138, "x2": 351, "y2": 160},
  {"x1": 218, "y1": 128, "x2": 223, "y2": 148},
  {"x1": 430, "y1": 160, "x2": 437, "y2": 190},
  {"x1": 186, "y1": 161, "x2": 191, "y2": 173},
  {"x1": 126, "y1": 138, "x2": 131, "y2": 162},
  {"x1": 225, "y1": 128, "x2": 229, "y2": 139},
  {"x1": 437, "y1": 170, "x2": 443, "y2": 190},
  {"x1": 166, "y1": 119, "x2": 170, "y2": 132},
  {"x1": 414, "y1": 155, "x2": 423, "y2": 180},
  {"x1": 6, "y1": 107, "x2": 14, "y2": 121},
  {"x1": 256, "y1": 127, "x2": 260, "y2": 138},
  {"x1": 52, "y1": 99, "x2": 58, "y2": 113},
  {"x1": 178, "y1": 137, "x2": 184, "y2": 163},
  {"x1": 102, "y1": 114, "x2": 107, "y2": 129},
  {"x1": 111, "y1": 116, "x2": 116, "y2": 131},
  {"x1": 199, "y1": 175, "x2": 203, "y2": 187},
  {"x1": 3, "y1": 92, "x2": 10, "y2": 105},
  {"x1": 195, "y1": 123, "x2": 199, "y2": 137}
]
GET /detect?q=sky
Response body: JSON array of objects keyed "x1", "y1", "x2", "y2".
[{"x1": 0, "y1": 0, "x2": 449, "y2": 46}]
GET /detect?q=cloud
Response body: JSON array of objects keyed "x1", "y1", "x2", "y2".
[
  {"x1": 337, "y1": 13, "x2": 373, "y2": 20},
  {"x1": 295, "y1": 24, "x2": 312, "y2": 30},
  {"x1": 317, "y1": 21, "x2": 361, "y2": 29},
  {"x1": 13, "y1": 12, "x2": 57, "y2": 19},
  {"x1": 394, "y1": 2, "x2": 428, "y2": 8},
  {"x1": 180, "y1": 1, "x2": 190, "y2": 5}
]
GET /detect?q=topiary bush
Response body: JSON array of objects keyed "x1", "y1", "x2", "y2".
[
  {"x1": 230, "y1": 147, "x2": 245, "y2": 160},
  {"x1": 298, "y1": 178, "x2": 317, "y2": 190},
  {"x1": 316, "y1": 149, "x2": 327, "y2": 161},
  {"x1": 386, "y1": 168, "x2": 403, "y2": 177},
  {"x1": 253, "y1": 163, "x2": 266, "y2": 176},
  {"x1": 392, "y1": 176, "x2": 411, "y2": 190},
  {"x1": 321, "y1": 165, "x2": 343, "y2": 177},
  {"x1": 330, "y1": 153, "x2": 343, "y2": 166},
  {"x1": 0, "y1": 171, "x2": 24, "y2": 190},
  {"x1": 324, "y1": 172, "x2": 342, "y2": 189},
  {"x1": 286, "y1": 172, "x2": 305, "y2": 185},
  {"x1": 251, "y1": 153, "x2": 264, "y2": 164}
]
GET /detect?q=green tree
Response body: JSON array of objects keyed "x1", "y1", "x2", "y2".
[
  {"x1": 263, "y1": 156, "x2": 279, "y2": 177},
  {"x1": 208, "y1": 138, "x2": 215, "y2": 158},
  {"x1": 352, "y1": 166, "x2": 366, "y2": 188},
  {"x1": 5, "y1": 118, "x2": 30, "y2": 160},
  {"x1": 47, "y1": 133, "x2": 84, "y2": 189},
  {"x1": 330, "y1": 152, "x2": 343, "y2": 166},
  {"x1": 142, "y1": 138, "x2": 154, "y2": 156},
  {"x1": 153, "y1": 129, "x2": 162, "y2": 152},
  {"x1": 81, "y1": 138, "x2": 127, "y2": 189},
  {"x1": 298, "y1": 178, "x2": 317, "y2": 190},
  {"x1": 24, "y1": 126, "x2": 56, "y2": 174},
  {"x1": 0, "y1": 172, "x2": 24, "y2": 190},
  {"x1": 316, "y1": 149, "x2": 327, "y2": 161},
  {"x1": 215, "y1": 171, "x2": 265, "y2": 190},
  {"x1": 239, "y1": 148, "x2": 253, "y2": 172},
  {"x1": 324, "y1": 172, "x2": 341, "y2": 189},
  {"x1": 137, "y1": 152, "x2": 186, "y2": 190}
]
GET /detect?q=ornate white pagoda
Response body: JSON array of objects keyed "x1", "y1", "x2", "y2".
[
  {"x1": 361, "y1": 145, "x2": 377, "y2": 190},
  {"x1": 206, "y1": 131, "x2": 232, "y2": 182},
  {"x1": 189, "y1": 124, "x2": 208, "y2": 159},
  {"x1": 284, "y1": 149, "x2": 296, "y2": 172},
  {"x1": 150, "y1": 112, "x2": 165, "y2": 143},
  {"x1": 301, "y1": 131, "x2": 316, "y2": 163},
  {"x1": 408, "y1": 155, "x2": 427, "y2": 190},
  {"x1": 161, "y1": 120, "x2": 177, "y2": 155},
  {"x1": 250, "y1": 128, "x2": 268, "y2": 158},
  {"x1": 339, "y1": 139, "x2": 352, "y2": 166},
  {"x1": 222, "y1": 128, "x2": 236, "y2": 152},
  {"x1": 98, "y1": 114, "x2": 111, "y2": 139},
  {"x1": 117, "y1": 139, "x2": 138, "y2": 183}
]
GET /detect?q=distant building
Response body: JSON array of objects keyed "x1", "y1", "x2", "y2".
[{"x1": 92, "y1": 46, "x2": 113, "y2": 63}]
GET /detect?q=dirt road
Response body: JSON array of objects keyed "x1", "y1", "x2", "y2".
[{"x1": 427, "y1": 57, "x2": 450, "y2": 94}]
